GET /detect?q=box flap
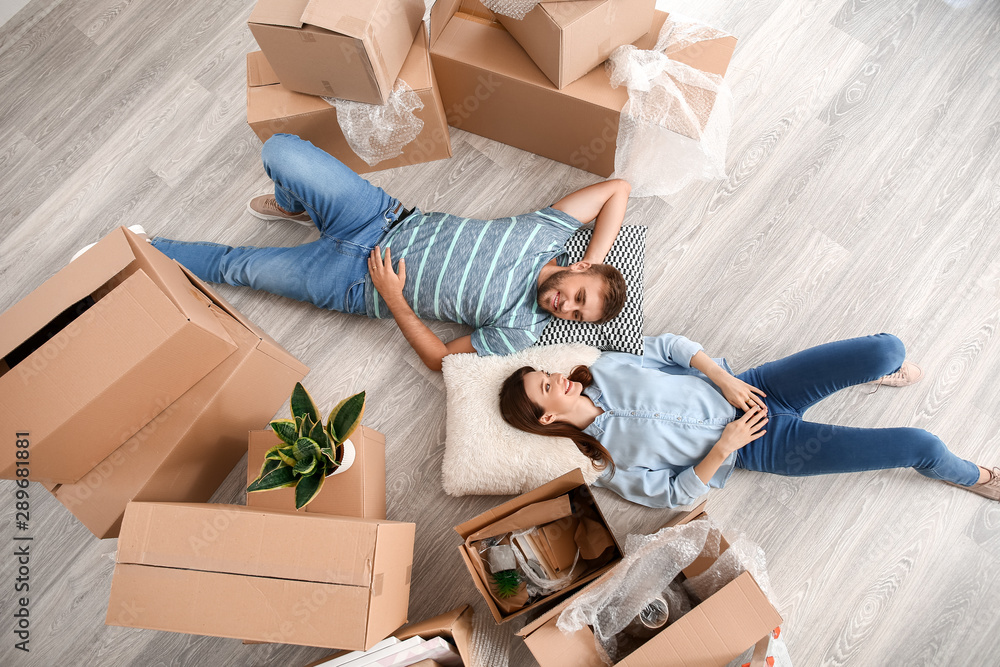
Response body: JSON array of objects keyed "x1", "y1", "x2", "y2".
[
  {"x1": 248, "y1": 0, "x2": 309, "y2": 28},
  {"x1": 454, "y1": 469, "x2": 585, "y2": 539},
  {"x1": 301, "y1": 0, "x2": 381, "y2": 36},
  {"x1": 0, "y1": 227, "x2": 135, "y2": 359},
  {"x1": 175, "y1": 263, "x2": 308, "y2": 375},
  {"x1": 117, "y1": 502, "x2": 400, "y2": 586},
  {"x1": 397, "y1": 22, "x2": 431, "y2": 91},
  {"x1": 541, "y1": 0, "x2": 605, "y2": 28},
  {"x1": 619, "y1": 571, "x2": 781, "y2": 667},
  {"x1": 396, "y1": 605, "x2": 474, "y2": 666},
  {"x1": 430, "y1": 0, "x2": 463, "y2": 45},
  {"x1": 125, "y1": 229, "x2": 234, "y2": 345},
  {"x1": 247, "y1": 50, "x2": 280, "y2": 87}
]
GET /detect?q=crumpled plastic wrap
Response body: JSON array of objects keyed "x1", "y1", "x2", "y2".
[
  {"x1": 481, "y1": 0, "x2": 539, "y2": 20},
  {"x1": 607, "y1": 15, "x2": 735, "y2": 197},
  {"x1": 556, "y1": 518, "x2": 781, "y2": 665},
  {"x1": 324, "y1": 80, "x2": 424, "y2": 167}
]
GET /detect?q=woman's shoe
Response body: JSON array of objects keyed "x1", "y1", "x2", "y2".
[
  {"x1": 947, "y1": 466, "x2": 1000, "y2": 501},
  {"x1": 867, "y1": 361, "x2": 924, "y2": 388}
]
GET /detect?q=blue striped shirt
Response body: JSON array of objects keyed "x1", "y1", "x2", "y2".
[{"x1": 364, "y1": 206, "x2": 581, "y2": 356}]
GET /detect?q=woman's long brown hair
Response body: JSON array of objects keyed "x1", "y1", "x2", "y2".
[{"x1": 499, "y1": 365, "x2": 616, "y2": 477}]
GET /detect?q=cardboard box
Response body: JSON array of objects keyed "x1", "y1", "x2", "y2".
[
  {"x1": 247, "y1": 25, "x2": 452, "y2": 173},
  {"x1": 455, "y1": 469, "x2": 623, "y2": 623},
  {"x1": 304, "y1": 605, "x2": 474, "y2": 667},
  {"x1": 107, "y1": 502, "x2": 415, "y2": 650},
  {"x1": 429, "y1": 1, "x2": 736, "y2": 176},
  {"x1": 248, "y1": 0, "x2": 425, "y2": 103},
  {"x1": 44, "y1": 278, "x2": 309, "y2": 539},
  {"x1": 495, "y1": 0, "x2": 656, "y2": 89},
  {"x1": 246, "y1": 424, "x2": 386, "y2": 520},
  {"x1": 517, "y1": 503, "x2": 783, "y2": 667},
  {"x1": 0, "y1": 227, "x2": 238, "y2": 484}
]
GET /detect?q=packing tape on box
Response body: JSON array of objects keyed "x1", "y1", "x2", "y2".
[
  {"x1": 324, "y1": 80, "x2": 425, "y2": 167},
  {"x1": 481, "y1": 0, "x2": 540, "y2": 20},
  {"x1": 608, "y1": 15, "x2": 735, "y2": 198},
  {"x1": 555, "y1": 517, "x2": 783, "y2": 666}
]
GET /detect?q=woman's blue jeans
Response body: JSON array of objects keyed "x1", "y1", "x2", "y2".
[
  {"x1": 150, "y1": 134, "x2": 403, "y2": 313},
  {"x1": 734, "y1": 334, "x2": 980, "y2": 486}
]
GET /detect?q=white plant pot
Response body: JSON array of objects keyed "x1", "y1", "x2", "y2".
[{"x1": 327, "y1": 438, "x2": 355, "y2": 476}]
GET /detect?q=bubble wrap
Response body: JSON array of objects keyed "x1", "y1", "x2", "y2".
[
  {"x1": 607, "y1": 15, "x2": 734, "y2": 198},
  {"x1": 556, "y1": 518, "x2": 780, "y2": 665},
  {"x1": 481, "y1": 0, "x2": 539, "y2": 20},
  {"x1": 324, "y1": 80, "x2": 424, "y2": 167}
]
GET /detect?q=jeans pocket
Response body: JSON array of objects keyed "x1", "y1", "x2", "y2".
[
  {"x1": 334, "y1": 239, "x2": 371, "y2": 259},
  {"x1": 344, "y1": 278, "x2": 367, "y2": 314}
]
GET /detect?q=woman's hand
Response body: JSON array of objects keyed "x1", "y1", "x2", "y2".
[
  {"x1": 718, "y1": 375, "x2": 767, "y2": 413},
  {"x1": 368, "y1": 246, "x2": 406, "y2": 305},
  {"x1": 715, "y1": 406, "x2": 768, "y2": 456}
]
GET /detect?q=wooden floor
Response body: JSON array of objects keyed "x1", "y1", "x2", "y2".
[{"x1": 2, "y1": 0, "x2": 999, "y2": 664}]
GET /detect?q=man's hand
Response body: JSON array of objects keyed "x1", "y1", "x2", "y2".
[
  {"x1": 715, "y1": 406, "x2": 768, "y2": 456},
  {"x1": 717, "y1": 374, "x2": 768, "y2": 413},
  {"x1": 368, "y1": 246, "x2": 405, "y2": 304}
]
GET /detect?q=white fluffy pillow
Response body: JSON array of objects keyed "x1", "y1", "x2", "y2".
[{"x1": 441, "y1": 343, "x2": 603, "y2": 496}]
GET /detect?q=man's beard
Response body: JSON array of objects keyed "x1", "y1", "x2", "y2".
[{"x1": 536, "y1": 270, "x2": 568, "y2": 313}]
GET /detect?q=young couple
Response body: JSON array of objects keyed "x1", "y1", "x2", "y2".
[{"x1": 145, "y1": 134, "x2": 998, "y2": 507}]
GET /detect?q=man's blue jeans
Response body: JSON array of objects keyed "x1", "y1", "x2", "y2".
[
  {"x1": 734, "y1": 334, "x2": 981, "y2": 486},
  {"x1": 151, "y1": 134, "x2": 403, "y2": 313}
]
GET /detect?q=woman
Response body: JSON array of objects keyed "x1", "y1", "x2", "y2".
[{"x1": 499, "y1": 333, "x2": 999, "y2": 508}]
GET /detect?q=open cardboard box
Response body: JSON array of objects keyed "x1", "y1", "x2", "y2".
[
  {"x1": 495, "y1": 0, "x2": 656, "y2": 89},
  {"x1": 517, "y1": 502, "x2": 783, "y2": 667},
  {"x1": 247, "y1": 24, "x2": 452, "y2": 174},
  {"x1": 429, "y1": 0, "x2": 736, "y2": 176},
  {"x1": 107, "y1": 502, "x2": 415, "y2": 650},
  {"x1": 0, "y1": 227, "x2": 239, "y2": 484},
  {"x1": 246, "y1": 424, "x2": 386, "y2": 520},
  {"x1": 455, "y1": 469, "x2": 623, "y2": 624},
  {"x1": 42, "y1": 267, "x2": 308, "y2": 539},
  {"x1": 248, "y1": 0, "x2": 424, "y2": 103},
  {"x1": 304, "y1": 604, "x2": 473, "y2": 667}
]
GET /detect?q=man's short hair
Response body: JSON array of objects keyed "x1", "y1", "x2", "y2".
[{"x1": 585, "y1": 264, "x2": 627, "y2": 325}]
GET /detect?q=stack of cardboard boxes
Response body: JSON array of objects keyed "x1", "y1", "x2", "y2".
[
  {"x1": 0, "y1": 227, "x2": 309, "y2": 539},
  {"x1": 246, "y1": 0, "x2": 453, "y2": 173},
  {"x1": 245, "y1": 0, "x2": 736, "y2": 177}
]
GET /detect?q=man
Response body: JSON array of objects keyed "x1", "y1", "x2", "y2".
[{"x1": 150, "y1": 134, "x2": 629, "y2": 371}]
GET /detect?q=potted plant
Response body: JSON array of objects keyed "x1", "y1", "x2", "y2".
[{"x1": 247, "y1": 383, "x2": 365, "y2": 509}]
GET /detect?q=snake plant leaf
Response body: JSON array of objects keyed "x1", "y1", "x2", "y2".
[
  {"x1": 247, "y1": 464, "x2": 298, "y2": 493},
  {"x1": 309, "y1": 418, "x2": 330, "y2": 450},
  {"x1": 327, "y1": 391, "x2": 366, "y2": 443},
  {"x1": 293, "y1": 437, "x2": 321, "y2": 464},
  {"x1": 290, "y1": 383, "x2": 320, "y2": 425},
  {"x1": 263, "y1": 445, "x2": 285, "y2": 462},
  {"x1": 320, "y1": 446, "x2": 335, "y2": 463},
  {"x1": 294, "y1": 453, "x2": 318, "y2": 476},
  {"x1": 256, "y1": 457, "x2": 283, "y2": 480},
  {"x1": 294, "y1": 468, "x2": 326, "y2": 509},
  {"x1": 269, "y1": 419, "x2": 299, "y2": 446},
  {"x1": 277, "y1": 446, "x2": 297, "y2": 467}
]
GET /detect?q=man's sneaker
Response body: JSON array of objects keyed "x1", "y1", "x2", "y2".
[
  {"x1": 867, "y1": 361, "x2": 924, "y2": 388},
  {"x1": 247, "y1": 195, "x2": 312, "y2": 226},
  {"x1": 71, "y1": 225, "x2": 149, "y2": 262},
  {"x1": 947, "y1": 466, "x2": 1000, "y2": 501}
]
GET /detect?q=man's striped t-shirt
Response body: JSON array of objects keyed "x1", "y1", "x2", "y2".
[{"x1": 364, "y1": 206, "x2": 581, "y2": 356}]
